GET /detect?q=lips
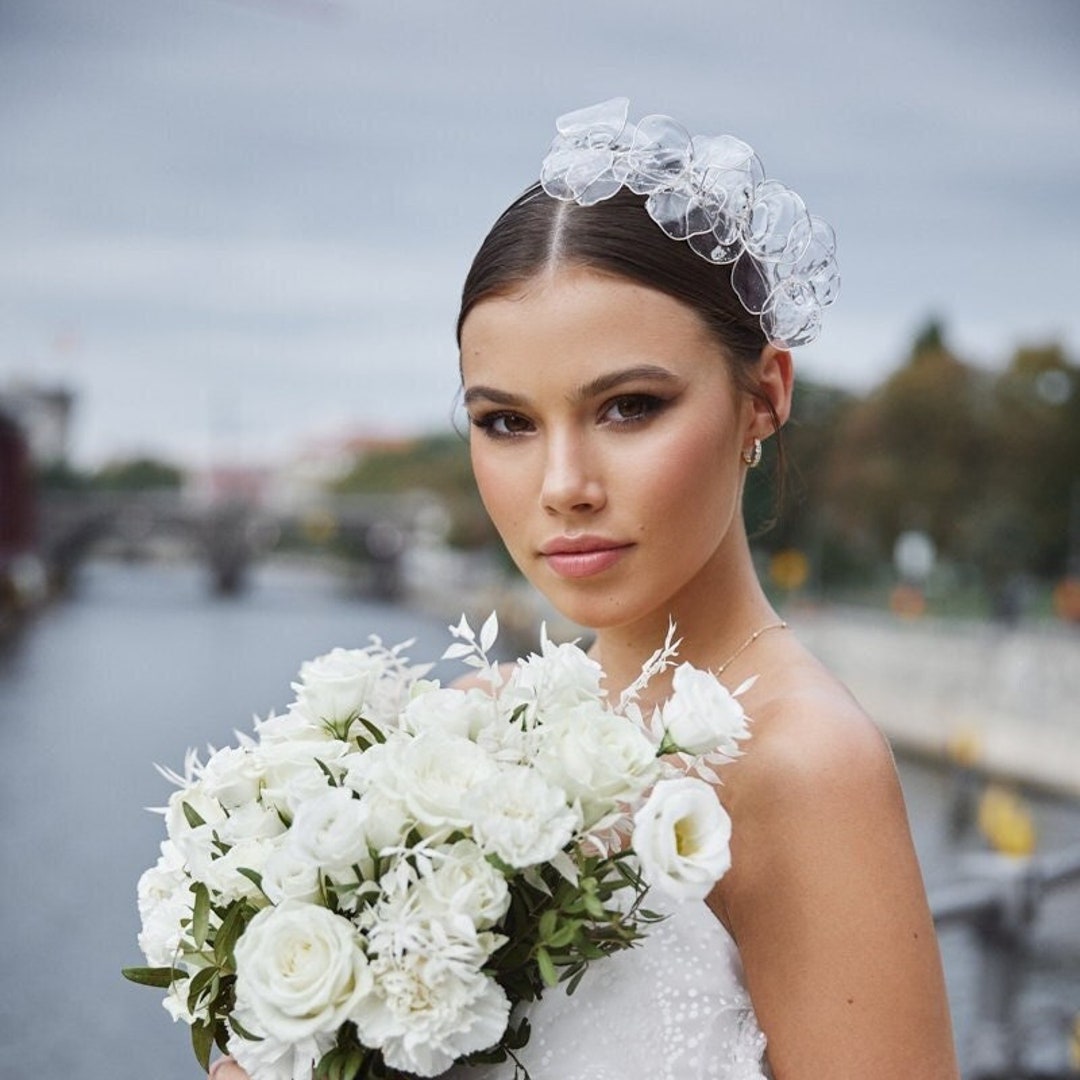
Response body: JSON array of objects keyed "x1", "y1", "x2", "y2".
[{"x1": 539, "y1": 536, "x2": 634, "y2": 579}]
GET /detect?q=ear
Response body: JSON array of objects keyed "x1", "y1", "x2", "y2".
[{"x1": 748, "y1": 345, "x2": 794, "y2": 439}]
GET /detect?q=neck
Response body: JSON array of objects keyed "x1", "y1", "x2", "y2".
[{"x1": 588, "y1": 526, "x2": 779, "y2": 708}]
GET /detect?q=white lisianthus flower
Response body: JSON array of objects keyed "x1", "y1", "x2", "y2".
[
  {"x1": 465, "y1": 766, "x2": 582, "y2": 868},
  {"x1": 533, "y1": 701, "x2": 660, "y2": 827},
  {"x1": 136, "y1": 840, "x2": 191, "y2": 967},
  {"x1": 198, "y1": 744, "x2": 263, "y2": 809},
  {"x1": 632, "y1": 777, "x2": 732, "y2": 901},
  {"x1": 401, "y1": 685, "x2": 495, "y2": 740},
  {"x1": 661, "y1": 663, "x2": 750, "y2": 758},
  {"x1": 232, "y1": 901, "x2": 374, "y2": 1043},
  {"x1": 413, "y1": 840, "x2": 511, "y2": 930},
  {"x1": 291, "y1": 647, "x2": 391, "y2": 731}
]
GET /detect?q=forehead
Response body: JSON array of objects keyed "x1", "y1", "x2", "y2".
[{"x1": 459, "y1": 267, "x2": 725, "y2": 389}]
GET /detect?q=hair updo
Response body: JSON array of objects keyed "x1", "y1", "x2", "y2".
[{"x1": 456, "y1": 184, "x2": 781, "y2": 437}]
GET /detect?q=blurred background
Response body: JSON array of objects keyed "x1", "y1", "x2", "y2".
[{"x1": 1, "y1": 1, "x2": 1078, "y2": 1077}]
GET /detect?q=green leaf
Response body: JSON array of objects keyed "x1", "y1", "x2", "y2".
[
  {"x1": 355, "y1": 716, "x2": 387, "y2": 746},
  {"x1": 229, "y1": 1013, "x2": 264, "y2": 1042},
  {"x1": 315, "y1": 757, "x2": 342, "y2": 787},
  {"x1": 538, "y1": 909, "x2": 558, "y2": 942},
  {"x1": 536, "y1": 945, "x2": 558, "y2": 987},
  {"x1": 182, "y1": 801, "x2": 207, "y2": 829},
  {"x1": 121, "y1": 965, "x2": 182, "y2": 988},
  {"x1": 214, "y1": 900, "x2": 249, "y2": 966},
  {"x1": 187, "y1": 965, "x2": 219, "y2": 1012},
  {"x1": 191, "y1": 882, "x2": 211, "y2": 948},
  {"x1": 191, "y1": 1020, "x2": 215, "y2": 1072}
]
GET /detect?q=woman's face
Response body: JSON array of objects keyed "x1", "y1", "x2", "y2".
[{"x1": 459, "y1": 266, "x2": 756, "y2": 635}]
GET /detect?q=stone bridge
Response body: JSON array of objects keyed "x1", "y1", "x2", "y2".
[{"x1": 38, "y1": 489, "x2": 442, "y2": 597}]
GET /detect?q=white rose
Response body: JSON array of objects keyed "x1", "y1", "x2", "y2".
[
  {"x1": 366, "y1": 731, "x2": 499, "y2": 836},
  {"x1": 233, "y1": 901, "x2": 374, "y2": 1043},
  {"x1": 199, "y1": 835, "x2": 280, "y2": 903},
  {"x1": 507, "y1": 637, "x2": 604, "y2": 711},
  {"x1": 464, "y1": 766, "x2": 581, "y2": 868},
  {"x1": 401, "y1": 686, "x2": 495, "y2": 740},
  {"x1": 256, "y1": 737, "x2": 349, "y2": 819},
  {"x1": 218, "y1": 800, "x2": 287, "y2": 845},
  {"x1": 661, "y1": 663, "x2": 749, "y2": 758},
  {"x1": 632, "y1": 777, "x2": 732, "y2": 901},
  {"x1": 291, "y1": 647, "x2": 390, "y2": 729},
  {"x1": 533, "y1": 702, "x2": 660, "y2": 827},
  {"x1": 199, "y1": 745, "x2": 263, "y2": 809},
  {"x1": 261, "y1": 844, "x2": 323, "y2": 905},
  {"x1": 414, "y1": 840, "x2": 510, "y2": 930},
  {"x1": 287, "y1": 787, "x2": 376, "y2": 877}
]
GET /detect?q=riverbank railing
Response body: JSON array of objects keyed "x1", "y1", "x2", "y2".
[{"x1": 931, "y1": 845, "x2": 1080, "y2": 1079}]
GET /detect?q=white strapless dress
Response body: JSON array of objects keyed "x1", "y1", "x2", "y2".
[{"x1": 448, "y1": 899, "x2": 771, "y2": 1080}]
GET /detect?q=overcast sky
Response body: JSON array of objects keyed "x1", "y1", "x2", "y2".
[{"x1": 2, "y1": 0, "x2": 1078, "y2": 467}]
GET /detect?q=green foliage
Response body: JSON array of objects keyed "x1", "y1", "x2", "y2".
[
  {"x1": 334, "y1": 434, "x2": 496, "y2": 549},
  {"x1": 756, "y1": 325, "x2": 1079, "y2": 600},
  {"x1": 89, "y1": 455, "x2": 185, "y2": 491}
]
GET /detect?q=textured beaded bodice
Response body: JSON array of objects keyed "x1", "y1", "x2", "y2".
[{"x1": 448, "y1": 899, "x2": 770, "y2": 1080}]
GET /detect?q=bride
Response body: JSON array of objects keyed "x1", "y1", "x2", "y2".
[{"x1": 213, "y1": 100, "x2": 959, "y2": 1079}]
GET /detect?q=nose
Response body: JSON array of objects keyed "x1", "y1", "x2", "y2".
[{"x1": 539, "y1": 430, "x2": 606, "y2": 516}]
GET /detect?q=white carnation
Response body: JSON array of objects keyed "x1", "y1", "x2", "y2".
[
  {"x1": 136, "y1": 841, "x2": 191, "y2": 967},
  {"x1": 464, "y1": 766, "x2": 581, "y2": 868},
  {"x1": 413, "y1": 840, "x2": 510, "y2": 930},
  {"x1": 356, "y1": 914, "x2": 510, "y2": 1077}
]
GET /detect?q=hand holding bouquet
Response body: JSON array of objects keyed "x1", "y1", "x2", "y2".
[{"x1": 125, "y1": 615, "x2": 751, "y2": 1079}]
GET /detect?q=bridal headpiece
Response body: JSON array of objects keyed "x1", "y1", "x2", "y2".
[{"x1": 539, "y1": 98, "x2": 840, "y2": 348}]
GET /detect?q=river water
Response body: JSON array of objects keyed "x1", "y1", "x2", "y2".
[{"x1": 0, "y1": 560, "x2": 1077, "y2": 1079}]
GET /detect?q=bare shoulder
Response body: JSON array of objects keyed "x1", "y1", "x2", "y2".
[
  {"x1": 720, "y1": 644, "x2": 901, "y2": 822},
  {"x1": 709, "y1": 640, "x2": 959, "y2": 1078}
]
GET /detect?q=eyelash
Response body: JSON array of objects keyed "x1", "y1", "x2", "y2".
[{"x1": 469, "y1": 394, "x2": 668, "y2": 440}]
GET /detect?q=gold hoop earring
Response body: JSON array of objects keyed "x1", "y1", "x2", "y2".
[{"x1": 741, "y1": 438, "x2": 763, "y2": 468}]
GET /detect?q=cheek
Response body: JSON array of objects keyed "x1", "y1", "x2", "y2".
[
  {"x1": 470, "y1": 447, "x2": 526, "y2": 539},
  {"x1": 626, "y1": 425, "x2": 740, "y2": 535}
]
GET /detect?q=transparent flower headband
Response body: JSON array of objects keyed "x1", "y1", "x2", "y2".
[{"x1": 539, "y1": 98, "x2": 840, "y2": 348}]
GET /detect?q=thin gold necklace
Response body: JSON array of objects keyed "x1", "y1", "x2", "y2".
[{"x1": 715, "y1": 620, "x2": 788, "y2": 674}]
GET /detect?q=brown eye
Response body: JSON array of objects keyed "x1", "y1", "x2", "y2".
[
  {"x1": 471, "y1": 411, "x2": 534, "y2": 437},
  {"x1": 602, "y1": 395, "x2": 664, "y2": 424}
]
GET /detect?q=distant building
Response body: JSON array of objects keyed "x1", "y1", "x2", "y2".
[{"x1": 0, "y1": 383, "x2": 75, "y2": 467}]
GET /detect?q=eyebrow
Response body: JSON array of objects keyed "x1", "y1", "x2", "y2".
[{"x1": 463, "y1": 364, "x2": 681, "y2": 408}]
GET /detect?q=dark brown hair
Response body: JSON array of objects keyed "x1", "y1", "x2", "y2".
[{"x1": 456, "y1": 184, "x2": 784, "y2": 456}]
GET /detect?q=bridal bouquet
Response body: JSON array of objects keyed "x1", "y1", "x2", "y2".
[{"x1": 125, "y1": 614, "x2": 750, "y2": 1080}]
